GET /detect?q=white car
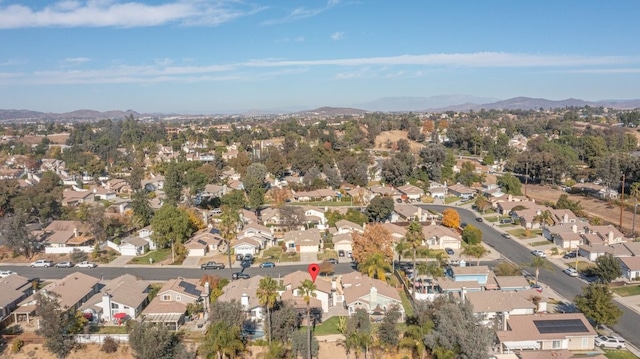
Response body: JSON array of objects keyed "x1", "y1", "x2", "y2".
[
  {"x1": 595, "y1": 335, "x2": 625, "y2": 349},
  {"x1": 0, "y1": 270, "x2": 16, "y2": 278},
  {"x1": 531, "y1": 250, "x2": 547, "y2": 258},
  {"x1": 76, "y1": 261, "x2": 97, "y2": 268},
  {"x1": 563, "y1": 268, "x2": 579, "y2": 277},
  {"x1": 30, "y1": 259, "x2": 53, "y2": 268}
]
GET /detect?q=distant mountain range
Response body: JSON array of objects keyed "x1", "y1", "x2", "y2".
[{"x1": 2, "y1": 96, "x2": 640, "y2": 121}]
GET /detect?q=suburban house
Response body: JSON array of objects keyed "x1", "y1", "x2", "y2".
[
  {"x1": 42, "y1": 220, "x2": 95, "y2": 253},
  {"x1": 392, "y1": 203, "x2": 428, "y2": 222},
  {"x1": 61, "y1": 188, "x2": 94, "y2": 207},
  {"x1": 291, "y1": 189, "x2": 338, "y2": 202},
  {"x1": 337, "y1": 272, "x2": 404, "y2": 321},
  {"x1": 232, "y1": 237, "x2": 262, "y2": 257},
  {"x1": 239, "y1": 223, "x2": 274, "y2": 244},
  {"x1": 22, "y1": 272, "x2": 100, "y2": 316},
  {"x1": 184, "y1": 229, "x2": 224, "y2": 257},
  {"x1": 585, "y1": 225, "x2": 626, "y2": 245},
  {"x1": 382, "y1": 223, "x2": 407, "y2": 242},
  {"x1": 335, "y1": 220, "x2": 364, "y2": 234},
  {"x1": 422, "y1": 224, "x2": 462, "y2": 250},
  {"x1": 283, "y1": 228, "x2": 322, "y2": 254},
  {"x1": 542, "y1": 223, "x2": 580, "y2": 242},
  {"x1": 482, "y1": 183, "x2": 505, "y2": 199},
  {"x1": 494, "y1": 276, "x2": 532, "y2": 292},
  {"x1": 437, "y1": 278, "x2": 483, "y2": 294},
  {"x1": 618, "y1": 256, "x2": 640, "y2": 281},
  {"x1": 218, "y1": 275, "x2": 265, "y2": 322},
  {"x1": 142, "y1": 277, "x2": 209, "y2": 330},
  {"x1": 332, "y1": 233, "x2": 354, "y2": 254},
  {"x1": 553, "y1": 232, "x2": 583, "y2": 250},
  {"x1": 465, "y1": 290, "x2": 538, "y2": 325},
  {"x1": 281, "y1": 271, "x2": 332, "y2": 313},
  {"x1": 496, "y1": 313, "x2": 597, "y2": 353},
  {"x1": 447, "y1": 183, "x2": 476, "y2": 199},
  {"x1": 0, "y1": 275, "x2": 34, "y2": 320},
  {"x1": 397, "y1": 183, "x2": 425, "y2": 201},
  {"x1": 550, "y1": 209, "x2": 578, "y2": 224},
  {"x1": 117, "y1": 237, "x2": 150, "y2": 256},
  {"x1": 81, "y1": 274, "x2": 150, "y2": 323}
]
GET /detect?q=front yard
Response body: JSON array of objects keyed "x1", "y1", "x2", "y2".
[
  {"x1": 128, "y1": 248, "x2": 171, "y2": 264},
  {"x1": 507, "y1": 228, "x2": 543, "y2": 239},
  {"x1": 610, "y1": 285, "x2": 640, "y2": 297},
  {"x1": 603, "y1": 349, "x2": 639, "y2": 359}
]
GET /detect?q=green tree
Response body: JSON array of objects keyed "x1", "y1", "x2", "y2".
[
  {"x1": 257, "y1": 276, "x2": 279, "y2": 345},
  {"x1": 0, "y1": 211, "x2": 39, "y2": 258},
  {"x1": 163, "y1": 163, "x2": 184, "y2": 205},
  {"x1": 406, "y1": 220, "x2": 424, "y2": 298},
  {"x1": 575, "y1": 282, "x2": 623, "y2": 328},
  {"x1": 365, "y1": 196, "x2": 394, "y2": 222},
  {"x1": 150, "y1": 205, "x2": 194, "y2": 263},
  {"x1": 593, "y1": 253, "x2": 623, "y2": 283},
  {"x1": 128, "y1": 321, "x2": 191, "y2": 359},
  {"x1": 497, "y1": 173, "x2": 523, "y2": 195},
  {"x1": 473, "y1": 196, "x2": 491, "y2": 214},
  {"x1": 461, "y1": 244, "x2": 488, "y2": 265},
  {"x1": 247, "y1": 185, "x2": 265, "y2": 210},
  {"x1": 358, "y1": 252, "x2": 391, "y2": 281},
  {"x1": 35, "y1": 292, "x2": 87, "y2": 359},
  {"x1": 493, "y1": 262, "x2": 522, "y2": 276},
  {"x1": 185, "y1": 169, "x2": 209, "y2": 196},
  {"x1": 462, "y1": 224, "x2": 482, "y2": 245},
  {"x1": 297, "y1": 279, "x2": 317, "y2": 359},
  {"x1": 131, "y1": 189, "x2": 154, "y2": 229},
  {"x1": 220, "y1": 190, "x2": 246, "y2": 211},
  {"x1": 533, "y1": 210, "x2": 554, "y2": 230},
  {"x1": 201, "y1": 320, "x2": 245, "y2": 359},
  {"x1": 219, "y1": 207, "x2": 239, "y2": 269},
  {"x1": 527, "y1": 256, "x2": 554, "y2": 285}
]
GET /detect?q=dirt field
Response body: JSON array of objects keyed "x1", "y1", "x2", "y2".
[
  {"x1": 525, "y1": 184, "x2": 637, "y2": 233},
  {"x1": 374, "y1": 130, "x2": 425, "y2": 153}
]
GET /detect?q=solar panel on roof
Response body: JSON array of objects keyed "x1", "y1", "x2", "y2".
[
  {"x1": 533, "y1": 319, "x2": 589, "y2": 334},
  {"x1": 178, "y1": 281, "x2": 201, "y2": 296}
]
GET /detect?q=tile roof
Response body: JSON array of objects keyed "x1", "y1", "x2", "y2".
[
  {"x1": 283, "y1": 270, "x2": 332, "y2": 294},
  {"x1": 497, "y1": 313, "x2": 596, "y2": 342},
  {"x1": 283, "y1": 228, "x2": 321, "y2": 246},
  {"x1": 45, "y1": 272, "x2": 99, "y2": 309},
  {"x1": 494, "y1": 276, "x2": 530, "y2": 289},
  {"x1": 452, "y1": 265, "x2": 491, "y2": 276},
  {"x1": 217, "y1": 275, "x2": 264, "y2": 310},
  {"x1": 465, "y1": 290, "x2": 537, "y2": 313},
  {"x1": 101, "y1": 274, "x2": 149, "y2": 308},
  {"x1": 339, "y1": 272, "x2": 401, "y2": 303}
]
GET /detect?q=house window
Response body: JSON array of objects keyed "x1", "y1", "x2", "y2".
[
  {"x1": 162, "y1": 295, "x2": 171, "y2": 301},
  {"x1": 176, "y1": 295, "x2": 181, "y2": 301},
  {"x1": 111, "y1": 303, "x2": 119, "y2": 309},
  {"x1": 552, "y1": 340, "x2": 562, "y2": 349},
  {"x1": 582, "y1": 338, "x2": 588, "y2": 348},
  {"x1": 123, "y1": 306, "x2": 130, "y2": 310}
]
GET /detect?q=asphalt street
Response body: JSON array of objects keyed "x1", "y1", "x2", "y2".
[{"x1": 423, "y1": 204, "x2": 640, "y2": 350}]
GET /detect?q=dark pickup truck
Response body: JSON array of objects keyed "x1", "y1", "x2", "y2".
[{"x1": 201, "y1": 261, "x2": 225, "y2": 270}]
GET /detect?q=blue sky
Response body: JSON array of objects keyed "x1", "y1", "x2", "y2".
[{"x1": 1, "y1": 0, "x2": 640, "y2": 113}]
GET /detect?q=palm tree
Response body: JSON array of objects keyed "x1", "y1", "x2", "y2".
[
  {"x1": 534, "y1": 209, "x2": 554, "y2": 231},
  {"x1": 257, "y1": 276, "x2": 279, "y2": 345},
  {"x1": 405, "y1": 220, "x2": 424, "y2": 298},
  {"x1": 220, "y1": 206, "x2": 239, "y2": 269},
  {"x1": 461, "y1": 244, "x2": 488, "y2": 266},
  {"x1": 297, "y1": 279, "x2": 317, "y2": 359},
  {"x1": 359, "y1": 252, "x2": 391, "y2": 281},
  {"x1": 395, "y1": 239, "x2": 409, "y2": 263},
  {"x1": 417, "y1": 261, "x2": 444, "y2": 293},
  {"x1": 528, "y1": 256, "x2": 554, "y2": 285},
  {"x1": 203, "y1": 321, "x2": 245, "y2": 359},
  {"x1": 630, "y1": 182, "x2": 640, "y2": 236}
]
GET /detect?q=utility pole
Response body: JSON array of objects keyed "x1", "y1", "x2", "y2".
[
  {"x1": 524, "y1": 161, "x2": 529, "y2": 197},
  {"x1": 620, "y1": 173, "x2": 625, "y2": 228}
]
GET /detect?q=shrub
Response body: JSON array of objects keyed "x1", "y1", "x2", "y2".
[
  {"x1": 101, "y1": 336, "x2": 118, "y2": 353},
  {"x1": 11, "y1": 339, "x2": 24, "y2": 353}
]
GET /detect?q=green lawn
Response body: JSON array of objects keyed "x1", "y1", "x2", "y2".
[
  {"x1": 568, "y1": 261, "x2": 596, "y2": 272},
  {"x1": 311, "y1": 316, "x2": 344, "y2": 336},
  {"x1": 318, "y1": 250, "x2": 338, "y2": 261},
  {"x1": 398, "y1": 289, "x2": 414, "y2": 317},
  {"x1": 507, "y1": 228, "x2": 543, "y2": 239},
  {"x1": 278, "y1": 252, "x2": 300, "y2": 263},
  {"x1": 603, "y1": 349, "x2": 639, "y2": 359},
  {"x1": 444, "y1": 196, "x2": 459, "y2": 204},
  {"x1": 530, "y1": 241, "x2": 551, "y2": 247},
  {"x1": 128, "y1": 248, "x2": 171, "y2": 264},
  {"x1": 610, "y1": 285, "x2": 640, "y2": 297},
  {"x1": 485, "y1": 216, "x2": 499, "y2": 223}
]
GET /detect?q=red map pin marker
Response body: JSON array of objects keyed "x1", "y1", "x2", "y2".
[{"x1": 308, "y1": 263, "x2": 320, "y2": 283}]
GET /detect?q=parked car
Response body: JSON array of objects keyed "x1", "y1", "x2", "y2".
[
  {"x1": 0, "y1": 270, "x2": 16, "y2": 278},
  {"x1": 445, "y1": 248, "x2": 455, "y2": 255},
  {"x1": 595, "y1": 335, "x2": 626, "y2": 349},
  {"x1": 531, "y1": 284, "x2": 543, "y2": 293},
  {"x1": 76, "y1": 261, "x2": 97, "y2": 268},
  {"x1": 243, "y1": 254, "x2": 253, "y2": 262},
  {"x1": 232, "y1": 272, "x2": 250, "y2": 280},
  {"x1": 325, "y1": 258, "x2": 338, "y2": 265},
  {"x1": 500, "y1": 218, "x2": 512, "y2": 224},
  {"x1": 55, "y1": 261, "x2": 74, "y2": 268},
  {"x1": 475, "y1": 217, "x2": 483, "y2": 222},
  {"x1": 531, "y1": 250, "x2": 547, "y2": 258},
  {"x1": 563, "y1": 252, "x2": 578, "y2": 259},
  {"x1": 241, "y1": 260, "x2": 252, "y2": 268},
  {"x1": 338, "y1": 250, "x2": 345, "y2": 257},
  {"x1": 563, "y1": 268, "x2": 579, "y2": 277},
  {"x1": 201, "y1": 261, "x2": 225, "y2": 270},
  {"x1": 30, "y1": 259, "x2": 53, "y2": 268},
  {"x1": 259, "y1": 261, "x2": 276, "y2": 268},
  {"x1": 501, "y1": 233, "x2": 511, "y2": 239}
]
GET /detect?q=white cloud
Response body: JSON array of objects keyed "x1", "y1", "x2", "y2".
[
  {"x1": 331, "y1": 31, "x2": 344, "y2": 40},
  {"x1": 0, "y1": 1, "x2": 264, "y2": 28},
  {"x1": 62, "y1": 57, "x2": 90, "y2": 65},
  {"x1": 1, "y1": 52, "x2": 636, "y2": 86},
  {"x1": 261, "y1": 0, "x2": 339, "y2": 25}
]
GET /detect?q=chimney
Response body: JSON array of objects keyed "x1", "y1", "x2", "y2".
[
  {"x1": 502, "y1": 311, "x2": 509, "y2": 331},
  {"x1": 204, "y1": 281, "x2": 210, "y2": 296},
  {"x1": 369, "y1": 286, "x2": 378, "y2": 305},
  {"x1": 241, "y1": 293, "x2": 249, "y2": 310},
  {"x1": 102, "y1": 292, "x2": 112, "y2": 321},
  {"x1": 73, "y1": 228, "x2": 78, "y2": 237},
  {"x1": 417, "y1": 207, "x2": 423, "y2": 221},
  {"x1": 461, "y1": 287, "x2": 467, "y2": 304}
]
